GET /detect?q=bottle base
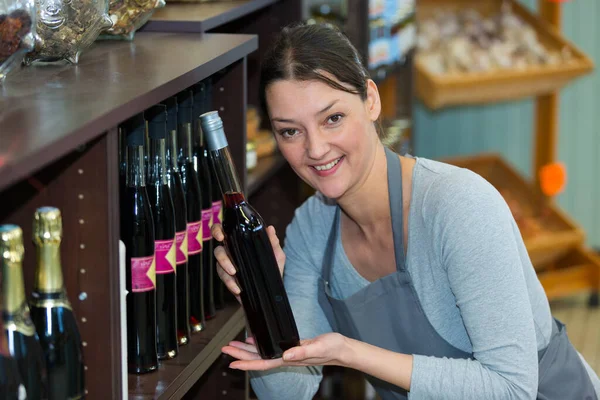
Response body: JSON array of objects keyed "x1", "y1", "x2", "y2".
[
  {"x1": 128, "y1": 364, "x2": 158, "y2": 374},
  {"x1": 190, "y1": 321, "x2": 205, "y2": 332},
  {"x1": 178, "y1": 335, "x2": 189, "y2": 346},
  {"x1": 158, "y1": 349, "x2": 178, "y2": 360}
]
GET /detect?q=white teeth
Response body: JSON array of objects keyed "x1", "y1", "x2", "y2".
[{"x1": 314, "y1": 157, "x2": 341, "y2": 171}]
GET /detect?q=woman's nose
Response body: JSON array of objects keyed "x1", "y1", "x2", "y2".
[{"x1": 306, "y1": 130, "x2": 330, "y2": 160}]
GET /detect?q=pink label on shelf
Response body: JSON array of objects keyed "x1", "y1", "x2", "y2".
[
  {"x1": 131, "y1": 255, "x2": 156, "y2": 293},
  {"x1": 202, "y1": 209, "x2": 213, "y2": 241},
  {"x1": 155, "y1": 239, "x2": 176, "y2": 275},
  {"x1": 187, "y1": 221, "x2": 203, "y2": 255},
  {"x1": 175, "y1": 230, "x2": 188, "y2": 265},
  {"x1": 212, "y1": 201, "x2": 223, "y2": 226}
]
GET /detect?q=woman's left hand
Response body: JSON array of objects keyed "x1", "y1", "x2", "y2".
[{"x1": 222, "y1": 332, "x2": 350, "y2": 371}]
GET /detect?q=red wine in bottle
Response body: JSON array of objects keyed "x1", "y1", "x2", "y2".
[
  {"x1": 146, "y1": 105, "x2": 179, "y2": 360},
  {"x1": 121, "y1": 114, "x2": 158, "y2": 374},
  {"x1": 0, "y1": 304, "x2": 27, "y2": 400},
  {"x1": 192, "y1": 82, "x2": 215, "y2": 320},
  {"x1": 162, "y1": 97, "x2": 191, "y2": 346},
  {"x1": 29, "y1": 207, "x2": 86, "y2": 398},
  {"x1": 177, "y1": 90, "x2": 204, "y2": 333},
  {"x1": 0, "y1": 225, "x2": 47, "y2": 400},
  {"x1": 201, "y1": 111, "x2": 300, "y2": 359}
]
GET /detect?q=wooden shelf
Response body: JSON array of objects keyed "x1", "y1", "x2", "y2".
[
  {"x1": 0, "y1": 32, "x2": 257, "y2": 192},
  {"x1": 128, "y1": 303, "x2": 245, "y2": 400},
  {"x1": 247, "y1": 152, "x2": 287, "y2": 197},
  {"x1": 141, "y1": 0, "x2": 280, "y2": 33}
]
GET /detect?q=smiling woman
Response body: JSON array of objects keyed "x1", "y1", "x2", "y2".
[{"x1": 211, "y1": 22, "x2": 600, "y2": 400}]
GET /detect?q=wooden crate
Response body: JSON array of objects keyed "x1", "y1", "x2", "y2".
[
  {"x1": 442, "y1": 153, "x2": 585, "y2": 269},
  {"x1": 415, "y1": 0, "x2": 594, "y2": 109},
  {"x1": 538, "y1": 247, "x2": 600, "y2": 301}
]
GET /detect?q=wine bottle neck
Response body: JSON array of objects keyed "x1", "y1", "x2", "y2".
[
  {"x1": 34, "y1": 243, "x2": 64, "y2": 294},
  {"x1": 167, "y1": 129, "x2": 179, "y2": 171},
  {"x1": 177, "y1": 123, "x2": 194, "y2": 163},
  {"x1": 1, "y1": 259, "x2": 26, "y2": 315},
  {"x1": 148, "y1": 138, "x2": 168, "y2": 186},
  {"x1": 126, "y1": 146, "x2": 146, "y2": 187},
  {"x1": 210, "y1": 147, "x2": 243, "y2": 197}
]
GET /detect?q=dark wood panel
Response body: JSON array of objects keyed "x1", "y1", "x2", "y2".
[
  {"x1": 142, "y1": 0, "x2": 280, "y2": 33},
  {"x1": 128, "y1": 302, "x2": 245, "y2": 400},
  {"x1": 0, "y1": 32, "x2": 257, "y2": 192},
  {"x1": 0, "y1": 134, "x2": 121, "y2": 399},
  {"x1": 247, "y1": 152, "x2": 287, "y2": 197},
  {"x1": 212, "y1": 58, "x2": 248, "y2": 191}
]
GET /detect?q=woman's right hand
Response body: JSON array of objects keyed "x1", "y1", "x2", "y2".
[{"x1": 212, "y1": 224, "x2": 286, "y2": 304}]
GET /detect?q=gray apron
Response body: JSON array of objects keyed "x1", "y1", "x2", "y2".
[{"x1": 317, "y1": 147, "x2": 597, "y2": 400}]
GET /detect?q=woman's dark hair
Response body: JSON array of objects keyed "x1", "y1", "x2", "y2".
[{"x1": 260, "y1": 22, "x2": 384, "y2": 135}]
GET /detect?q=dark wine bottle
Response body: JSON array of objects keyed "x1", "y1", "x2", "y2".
[
  {"x1": 162, "y1": 97, "x2": 192, "y2": 346},
  {"x1": 0, "y1": 225, "x2": 47, "y2": 400},
  {"x1": 121, "y1": 114, "x2": 158, "y2": 374},
  {"x1": 209, "y1": 154, "x2": 226, "y2": 310},
  {"x1": 199, "y1": 79, "x2": 225, "y2": 310},
  {"x1": 29, "y1": 207, "x2": 86, "y2": 398},
  {"x1": 146, "y1": 105, "x2": 179, "y2": 360},
  {"x1": 176, "y1": 90, "x2": 204, "y2": 333},
  {"x1": 0, "y1": 296, "x2": 27, "y2": 400},
  {"x1": 192, "y1": 82, "x2": 215, "y2": 320},
  {"x1": 201, "y1": 111, "x2": 300, "y2": 359}
]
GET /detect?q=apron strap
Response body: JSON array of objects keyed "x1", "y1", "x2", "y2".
[{"x1": 385, "y1": 147, "x2": 407, "y2": 272}]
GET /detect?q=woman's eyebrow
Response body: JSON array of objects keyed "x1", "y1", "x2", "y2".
[{"x1": 272, "y1": 100, "x2": 340, "y2": 123}]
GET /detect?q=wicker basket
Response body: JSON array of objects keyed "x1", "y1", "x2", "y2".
[
  {"x1": 537, "y1": 246, "x2": 600, "y2": 301},
  {"x1": 442, "y1": 153, "x2": 585, "y2": 270},
  {"x1": 415, "y1": 0, "x2": 594, "y2": 109}
]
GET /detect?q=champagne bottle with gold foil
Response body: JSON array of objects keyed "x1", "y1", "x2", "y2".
[
  {"x1": 29, "y1": 208, "x2": 85, "y2": 399},
  {"x1": 0, "y1": 294, "x2": 27, "y2": 400},
  {"x1": 1, "y1": 225, "x2": 47, "y2": 400}
]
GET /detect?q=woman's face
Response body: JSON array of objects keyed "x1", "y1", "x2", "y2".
[{"x1": 265, "y1": 76, "x2": 381, "y2": 200}]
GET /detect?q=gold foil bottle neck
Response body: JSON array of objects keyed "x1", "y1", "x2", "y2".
[
  {"x1": 0, "y1": 225, "x2": 24, "y2": 264},
  {"x1": 33, "y1": 207, "x2": 63, "y2": 245}
]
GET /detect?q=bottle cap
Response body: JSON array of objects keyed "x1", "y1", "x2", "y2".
[
  {"x1": 0, "y1": 225, "x2": 24, "y2": 264},
  {"x1": 146, "y1": 104, "x2": 168, "y2": 140},
  {"x1": 163, "y1": 97, "x2": 178, "y2": 133},
  {"x1": 200, "y1": 111, "x2": 229, "y2": 151},
  {"x1": 176, "y1": 91, "x2": 193, "y2": 125},
  {"x1": 33, "y1": 207, "x2": 62, "y2": 245},
  {"x1": 124, "y1": 113, "x2": 146, "y2": 147}
]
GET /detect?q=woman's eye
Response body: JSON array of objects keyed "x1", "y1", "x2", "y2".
[
  {"x1": 280, "y1": 129, "x2": 299, "y2": 138},
  {"x1": 326, "y1": 114, "x2": 344, "y2": 124}
]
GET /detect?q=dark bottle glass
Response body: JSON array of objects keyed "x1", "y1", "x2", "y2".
[
  {"x1": 0, "y1": 299, "x2": 27, "y2": 400},
  {"x1": 0, "y1": 225, "x2": 47, "y2": 400},
  {"x1": 177, "y1": 90, "x2": 204, "y2": 333},
  {"x1": 146, "y1": 105, "x2": 179, "y2": 360},
  {"x1": 209, "y1": 155, "x2": 225, "y2": 310},
  {"x1": 120, "y1": 114, "x2": 158, "y2": 374},
  {"x1": 162, "y1": 97, "x2": 191, "y2": 346},
  {"x1": 29, "y1": 207, "x2": 86, "y2": 398},
  {"x1": 201, "y1": 111, "x2": 300, "y2": 359},
  {"x1": 192, "y1": 82, "x2": 215, "y2": 320}
]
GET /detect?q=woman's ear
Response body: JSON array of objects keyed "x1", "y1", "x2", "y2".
[{"x1": 365, "y1": 79, "x2": 381, "y2": 122}]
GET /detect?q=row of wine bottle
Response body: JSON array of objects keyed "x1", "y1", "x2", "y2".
[
  {"x1": 119, "y1": 79, "x2": 230, "y2": 373},
  {"x1": 120, "y1": 77, "x2": 301, "y2": 374},
  {"x1": 0, "y1": 208, "x2": 85, "y2": 400}
]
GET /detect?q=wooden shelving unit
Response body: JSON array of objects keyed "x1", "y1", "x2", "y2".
[
  {"x1": 141, "y1": 0, "x2": 281, "y2": 33},
  {"x1": 414, "y1": 0, "x2": 598, "y2": 302},
  {"x1": 0, "y1": 1, "x2": 303, "y2": 399}
]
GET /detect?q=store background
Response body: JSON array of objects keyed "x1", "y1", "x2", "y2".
[{"x1": 414, "y1": 0, "x2": 600, "y2": 248}]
